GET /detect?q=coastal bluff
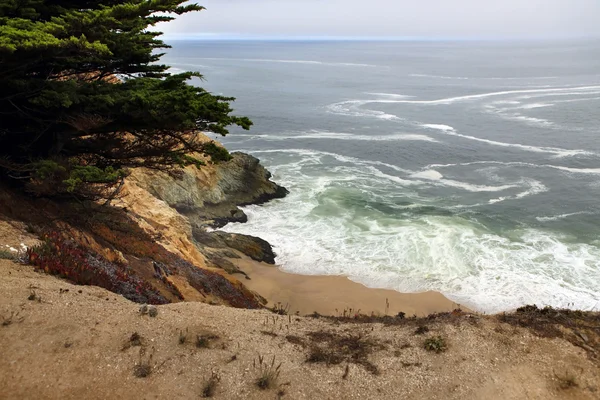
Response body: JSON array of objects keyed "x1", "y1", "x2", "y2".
[{"x1": 0, "y1": 137, "x2": 287, "y2": 308}]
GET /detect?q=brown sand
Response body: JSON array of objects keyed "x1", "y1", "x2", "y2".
[
  {"x1": 235, "y1": 258, "x2": 464, "y2": 316},
  {"x1": 1, "y1": 259, "x2": 599, "y2": 400}
]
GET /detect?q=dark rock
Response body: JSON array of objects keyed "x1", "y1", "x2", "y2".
[{"x1": 208, "y1": 232, "x2": 276, "y2": 264}]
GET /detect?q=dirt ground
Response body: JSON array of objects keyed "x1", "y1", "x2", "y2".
[{"x1": 1, "y1": 259, "x2": 599, "y2": 400}]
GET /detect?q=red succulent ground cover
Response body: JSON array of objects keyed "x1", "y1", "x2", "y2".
[{"x1": 27, "y1": 231, "x2": 168, "y2": 305}]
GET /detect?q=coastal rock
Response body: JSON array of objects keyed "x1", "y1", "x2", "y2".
[
  {"x1": 193, "y1": 228, "x2": 277, "y2": 265},
  {"x1": 128, "y1": 151, "x2": 288, "y2": 228}
]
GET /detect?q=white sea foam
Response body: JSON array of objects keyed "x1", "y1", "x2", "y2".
[
  {"x1": 326, "y1": 100, "x2": 402, "y2": 120},
  {"x1": 411, "y1": 169, "x2": 519, "y2": 192},
  {"x1": 517, "y1": 103, "x2": 554, "y2": 109},
  {"x1": 365, "y1": 93, "x2": 414, "y2": 98},
  {"x1": 427, "y1": 161, "x2": 600, "y2": 175},
  {"x1": 420, "y1": 124, "x2": 592, "y2": 157},
  {"x1": 251, "y1": 131, "x2": 439, "y2": 143},
  {"x1": 221, "y1": 152, "x2": 600, "y2": 313},
  {"x1": 536, "y1": 212, "x2": 594, "y2": 222},
  {"x1": 359, "y1": 85, "x2": 600, "y2": 105},
  {"x1": 411, "y1": 170, "x2": 443, "y2": 180}
]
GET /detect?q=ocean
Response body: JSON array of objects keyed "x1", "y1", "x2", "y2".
[{"x1": 163, "y1": 40, "x2": 600, "y2": 313}]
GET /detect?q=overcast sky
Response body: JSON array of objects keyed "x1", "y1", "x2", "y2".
[{"x1": 158, "y1": 0, "x2": 600, "y2": 40}]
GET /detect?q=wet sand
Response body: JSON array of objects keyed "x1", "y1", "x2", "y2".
[{"x1": 233, "y1": 258, "x2": 463, "y2": 317}]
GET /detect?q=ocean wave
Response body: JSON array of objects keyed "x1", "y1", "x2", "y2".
[
  {"x1": 536, "y1": 212, "x2": 594, "y2": 222},
  {"x1": 249, "y1": 131, "x2": 439, "y2": 143},
  {"x1": 420, "y1": 124, "x2": 592, "y2": 157},
  {"x1": 427, "y1": 161, "x2": 600, "y2": 175},
  {"x1": 360, "y1": 85, "x2": 600, "y2": 105},
  {"x1": 222, "y1": 185, "x2": 600, "y2": 313},
  {"x1": 326, "y1": 100, "x2": 402, "y2": 120}
]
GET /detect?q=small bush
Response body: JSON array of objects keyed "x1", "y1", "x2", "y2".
[
  {"x1": 424, "y1": 336, "x2": 447, "y2": 353},
  {"x1": 414, "y1": 325, "x2": 429, "y2": 335}
]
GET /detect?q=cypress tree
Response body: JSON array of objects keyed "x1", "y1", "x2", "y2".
[{"x1": 0, "y1": 1, "x2": 251, "y2": 200}]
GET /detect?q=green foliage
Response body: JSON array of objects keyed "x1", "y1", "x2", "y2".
[
  {"x1": 423, "y1": 336, "x2": 447, "y2": 353},
  {"x1": 0, "y1": 0, "x2": 252, "y2": 200},
  {"x1": 201, "y1": 142, "x2": 233, "y2": 163}
]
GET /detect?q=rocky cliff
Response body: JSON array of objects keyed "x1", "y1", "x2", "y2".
[{"x1": 0, "y1": 138, "x2": 288, "y2": 309}]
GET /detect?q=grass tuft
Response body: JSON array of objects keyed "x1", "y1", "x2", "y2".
[{"x1": 254, "y1": 354, "x2": 282, "y2": 390}]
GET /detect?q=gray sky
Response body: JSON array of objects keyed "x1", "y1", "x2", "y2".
[{"x1": 158, "y1": 0, "x2": 600, "y2": 40}]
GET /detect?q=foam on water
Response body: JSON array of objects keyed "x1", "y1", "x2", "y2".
[
  {"x1": 427, "y1": 161, "x2": 600, "y2": 175},
  {"x1": 536, "y1": 212, "x2": 595, "y2": 222},
  {"x1": 249, "y1": 131, "x2": 439, "y2": 143},
  {"x1": 326, "y1": 100, "x2": 402, "y2": 120},
  {"x1": 420, "y1": 124, "x2": 592, "y2": 157},
  {"x1": 222, "y1": 150, "x2": 600, "y2": 313}
]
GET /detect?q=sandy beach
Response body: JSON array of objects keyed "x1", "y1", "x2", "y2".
[{"x1": 232, "y1": 258, "x2": 461, "y2": 317}]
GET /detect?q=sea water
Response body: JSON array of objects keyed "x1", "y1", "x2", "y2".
[{"x1": 163, "y1": 40, "x2": 600, "y2": 313}]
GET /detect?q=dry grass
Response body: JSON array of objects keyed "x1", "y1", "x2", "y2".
[
  {"x1": 133, "y1": 348, "x2": 155, "y2": 378},
  {"x1": 196, "y1": 333, "x2": 219, "y2": 349},
  {"x1": 305, "y1": 330, "x2": 383, "y2": 375},
  {"x1": 254, "y1": 355, "x2": 282, "y2": 390}
]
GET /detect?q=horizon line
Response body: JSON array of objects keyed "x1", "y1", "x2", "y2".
[{"x1": 161, "y1": 33, "x2": 600, "y2": 42}]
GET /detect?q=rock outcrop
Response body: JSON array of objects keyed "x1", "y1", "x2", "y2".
[
  {"x1": 128, "y1": 152, "x2": 288, "y2": 229},
  {"x1": 0, "y1": 137, "x2": 288, "y2": 309}
]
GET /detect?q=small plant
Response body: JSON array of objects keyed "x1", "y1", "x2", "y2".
[
  {"x1": 179, "y1": 329, "x2": 188, "y2": 345},
  {"x1": 270, "y1": 302, "x2": 290, "y2": 315},
  {"x1": 133, "y1": 348, "x2": 155, "y2": 378},
  {"x1": 1, "y1": 311, "x2": 24, "y2": 327},
  {"x1": 414, "y1": 325, "x2": 429, "y2": 335},
  {"x1": 122, "y1": 332, "x2": 143, "y2": 351},
  {"x1": 196, "y1": 333, "x2": 219, "y2": 349},
  {"x1": 148, "y1": 306, "x2": 158, "y2": 318},
  {"x1": 254, "y1": 355, "x2": 282, "y2": 390},
  {"x1": 202, "y1": 371, "x2": 221, "y2": 398},
  {"x1": 0, "y1": 249, "x2": 19, "y2": 260},
  {"x1": 424, "y1": 336, "x2": 447, "y2": 353},
  {"x1": 27, "y1": 290, "x2": 41, "y2": 302},
  {"x1": 342, "y1": 364, "x2": 350, "y2": 380}
]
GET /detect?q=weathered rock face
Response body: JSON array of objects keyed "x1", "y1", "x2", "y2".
[
  {"x1": 118, "y1": 144, "x2": 287, "y2": 304},
  {"x1": 0, "y1": 141, "x2": 285, "y2": 309},
  {"x1": 128, "y1": 152, "x2": 288, "y2": 229}
]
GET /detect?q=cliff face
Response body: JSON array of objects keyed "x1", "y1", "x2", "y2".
[
  {"x1": 113, "y1": 146, "x2": 288, "y2": 304},
  {"x1": 0, "y1": 139, "x2": 287, "y2": 309},
  {"x1": 128, "y1": 152, "x2": 288, "y2": 229}
]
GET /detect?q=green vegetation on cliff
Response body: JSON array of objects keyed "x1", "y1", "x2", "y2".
[{"x1": 0, "y1": 0, "x2": 251, "y2": 200}]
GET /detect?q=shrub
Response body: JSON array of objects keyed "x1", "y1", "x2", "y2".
[
  {"x1": 424, "y1": 336, "x2": 447, "y2": 353},
  {"x1": 27, "y1": 232, "x2": 168, "y2": 304}
]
